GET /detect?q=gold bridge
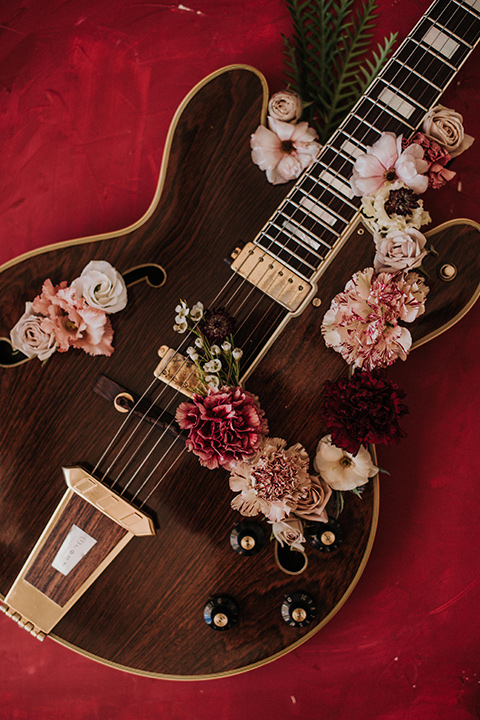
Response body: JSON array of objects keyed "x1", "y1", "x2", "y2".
[
  {"x1": 154, "y1": 345, "x2": 202, "y2": 398},
  {"x1": 230, "y1": 242, "x2": 313, "y2": 312}
]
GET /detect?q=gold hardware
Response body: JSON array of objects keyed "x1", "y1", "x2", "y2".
[
  {"x1": 438, "y1": 263, "x2": 457, "y2": 281},
  {"x1": 357, "y1": 228, "x2": 365, "y2": 235},
  {"x1": 291, "y1": 607, "x2": 307, "y2": 623},
  {"x1": 321, "y1": 531, "x2": 336, "y2": 546},
  {"x1": 213, "y1": 613, "x2": 228, "y2": 628},
  {"x1": 312, "y1": 297, "x2": 322, "y2": 307},
  {"x1": 114, "y1": 392, "x2": 134, "y2": 413},
  {"x1": 154, "y1": 346, "x2": 202, "y2": 398},
  {"x1": 240, "y1": 535, "x2": 255, "y2": 550},
  {"x1": 231, "y1": 242, "x2": 312, "y2": 312}
]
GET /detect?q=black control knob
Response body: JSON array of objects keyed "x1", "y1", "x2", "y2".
[
  {"x1": 230, "y1": 521, "x2": 265, "y2": 556},
  {"x1": 305, "y1": 518, "x2": 344, "y2": 551},
  {"x1": 281, "y1": 592, "x2": 316, "y2": 627},
  {"x1": 203, "y1": 596, "x2": 239, "y2": 631}
]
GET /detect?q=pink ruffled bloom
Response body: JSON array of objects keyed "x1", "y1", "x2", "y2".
[
  {"x1": 402, "y1": 132, "x2": 456, "y2": 189},
  {"x1": 350, "y1": 132, "x2": 429, "y2": 197},
  {"x1": 32, "y1": 279, "x2": 114, "y2": 356},
  {"x1": 250, "y1": 117, "x2": 321, "y2": 185},
  {"x1": 322, "y1": 268, "x2": 429, "y2": 371},
  {"x1": 175, "y1": 386, "x2": 268, "y2": 470}
]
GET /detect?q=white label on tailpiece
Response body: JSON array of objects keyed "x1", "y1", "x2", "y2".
[{"x1": 51, "y1": 524, "x2": 97, "y2": 576}]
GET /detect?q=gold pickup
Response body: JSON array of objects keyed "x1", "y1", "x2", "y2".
[
  {"x1": 154, "y1": 346, "x2": 202, "y2": 398},
  {"x1": 231, "y1": 242, "x2": 313, "y2": 312}
]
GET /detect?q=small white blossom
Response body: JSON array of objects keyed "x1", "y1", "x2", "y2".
[
  {"x1": 205, "y1": 374, "x2": 220, "y2": 389},
  {"x1": 189, "y1": 352, "x2": 199, "y2": 362},
  {"x1": 221, "y1": 341, "x2": 232, "y2": 352},
  {"x1": 190, "y1": 302, "x2": 204, "y2": 321},
  {"x1": 195, "y1": 337, "x2": 204, "y2": 348},
  {"x1": 175, "y1": 301, "x2": 189, "y2": 318},
  {"x1": 204, "y1": 359, "x2": 222, "y2": 373},
  {"x1": 186, "y1": 346, "x2": 196, "y2": 356},
  {"x1": 211, "y1": 344, "x2": 221, "y2": 355},
  {"x1": 232, "y1": 348, "x2": 243, "y2": 360},
  {"x1": 174, "y1": 321, "x2": 188, "y2": 334}
]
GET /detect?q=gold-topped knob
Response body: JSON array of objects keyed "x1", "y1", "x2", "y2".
[
  {"x1": 321, "y1": 531, "x2": 336, "y2": 546},
  {"x1": 213, "y1": 612, "x2": 228, "y2": 628},
  {"x1": 291, "y1": 607, "x2": 307, "y2": 623},
  {"x1": 438, "y1": 263, "x2": 457, "y2": 281},
  {"x1": 240, "y1": 535, "x2": 255, "y2": 550}
]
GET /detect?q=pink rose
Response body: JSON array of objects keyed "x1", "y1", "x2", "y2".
[
  {"x1": 268, "y1": 90, "x2": 303, "y2": 123},
  {"x1": 373, "y1": 228, "x2": 427, "y2": 273}
]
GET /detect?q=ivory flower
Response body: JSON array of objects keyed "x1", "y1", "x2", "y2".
[
  {"x1": 251, "y1": 117, "x2": 321, "y2": 185},
  {"x1": 71, "y1": 260, "x2": 127, "y2": 314},
  {"x1": 373, "y1": 228, "x2": 427, "y2": 273},
  {"x1": 268, "y1": 90, "x2": 303, "y2": 123},
  {"x1": 314, "y1": 435, "x2": 378, "y2": 492},
  {"x1": 10, "y1": 302, "x2": 57, "y2": 360},
  {"x1": 423, "y1": 104, "x2": 474, "y2": 159},
  {"x1": 270, "y1": 517, "x2": 306, "y2": 552},
  {"x1": 350, "y1": 132, "x2": 429, "y2": 197},
  {"x1": 361, "y1": 181, "x2": 431, "y2": 234}
]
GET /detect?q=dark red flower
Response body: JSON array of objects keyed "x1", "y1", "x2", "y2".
[
  {"x1": 200, "y1": 307, "x2": 235, "y2": 343},
  {"x1": 402, "y1": 132, "x2": 455, "y2": 189},
  {"x1": 175, "y1": 386, "x2": 268, "y2": 470},
  {"x1": 319, "y1": 370, "x2": 409, "y2": 455}
]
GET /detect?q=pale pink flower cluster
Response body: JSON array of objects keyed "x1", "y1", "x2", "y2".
[
  {"x1": 251, "y1": 112, "x2": 321, "y2": 185},
  {"x1": 229, "y1": 437, "x2": 332, "y2": 550},
  {"x1": 322, "y1": 267, "x2": 429, "y2": 371},
  {"x1": 10, "y1": 261, "x2": 126, "y2": 360}
]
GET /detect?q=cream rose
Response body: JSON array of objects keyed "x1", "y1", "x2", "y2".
[
  {"x1": 268, "y1": 90, "x2": 303, "y2": 123},
  {"x1": 270, "y1": 517, "x2": 306, "y2": 552},
  {"x1": 314, "y1": 435, "x2": 378, "y2": 492},
  {"x1": 10, "y1": 302, "x2": 57, "y2": 360},
  {"x1": 373, "y1": 228, "x2": 427, "y2": 272},
  {"x1": 72, "y1": 260, "x2": 127, "y2": 313},
  {"x1": 423, "y1": 104, "x2": 475, "y2": 159}
]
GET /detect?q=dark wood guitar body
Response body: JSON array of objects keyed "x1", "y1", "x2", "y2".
[{"x1": 0, "y1": 67, "x2": 478, "y2": 678}]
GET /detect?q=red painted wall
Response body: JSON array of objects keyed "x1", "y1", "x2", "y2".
[{"x1": 1, "y1": 1, "x2": 479, "y2": 718}]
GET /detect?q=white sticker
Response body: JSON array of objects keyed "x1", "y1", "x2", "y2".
[{"x1": 52, "y1": 524, "x2": 97, "y2": 576}]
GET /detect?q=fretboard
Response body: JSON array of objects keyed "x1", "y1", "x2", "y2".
[{"x1": 255, "y1": 0, "x2": 480, "y2": 281}]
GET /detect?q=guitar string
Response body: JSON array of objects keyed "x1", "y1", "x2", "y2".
[{"x1": 98, "y1": 4, "x2": 473, "y2": 498}]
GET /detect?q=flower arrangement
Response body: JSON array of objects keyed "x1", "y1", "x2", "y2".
[{"x1": 10, "y1": 260, "x2": 127, "y2": 360}]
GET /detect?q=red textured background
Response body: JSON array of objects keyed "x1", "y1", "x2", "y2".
[{"x1": 1, "y1": 1, "x2": 479, "y2": 718}]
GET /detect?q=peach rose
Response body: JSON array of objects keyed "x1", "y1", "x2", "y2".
[
  {"x1": 268, "y1": 90, "x2": 303, "y2": 123},
  {"x1": 423, "y1": 104, "x2": 474, "y2": 159}
]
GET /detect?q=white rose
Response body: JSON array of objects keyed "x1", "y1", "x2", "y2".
[
  {"x1": 72, "y1": 260, "x2": 127, "y2": 313},
  {"x1": 374, "y1": 228, "x2": 427, "y2": 272},
  {"x1": 423, "y1": 104, "x2": 475, "y2": 159},
  {"x1": 314, "y1": 435, "x2": 378, "y2": 492},
  {"x1": 10, "y1": 302, "x2": 57, "y2": 360},
  {"x1": 268, "y1": 90, "x2": 303, "y2": 123},
  {"x1": 270, "y1": 517, "x2": 306, "y2": 553}
]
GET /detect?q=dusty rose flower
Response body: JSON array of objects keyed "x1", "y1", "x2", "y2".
[
  {"x1": 350, "y1": 132, "x2": 429, "y2": 197},
  {"x1": 10, "y1": 302, "x2": 57, "y2": 360},
  {"x1": 175, "y1": 386, "x2": 268, "y2": 470},
  {"x1": 270, "y1": 517, "x2": 306, "y2": 552},
  {"x1": 32, "y1": 279, "x2": 114, "y2": 356},
  {"x1": 319, "y1": 370, "x2": 408, "y2": 455},
  {"x1": 402, "y1": 132, "x2": 456, "y2": 189},
  {"x1": 423, "y1": 104, "x2": 475, "y2": 159},
  {"x1": 321, "y1": 267, "x2": 427, "y2": 370},
  {"x1": 71, "y1": 260, "x2": 127, "y2": 313},
  {"x1": 373, "y1": 228, "x2": 427, "y2": 273},
  {"x1": 294, "y1": 475, "x2": 332, "y2": 523},
  {"x1": 314, "y1": 435, "x2": 378, "y2": 492},
  {"x1": 268, "y1": 90, "x2": 303, "y2": 123},
  {"x1": 229, "y1": 437, "x2": 311, "y2": 522},
  {"x1": 251, "y1": 117, "x2": 321, "y2": 185}
]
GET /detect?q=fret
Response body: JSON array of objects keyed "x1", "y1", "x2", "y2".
[
  {"x1": 336, "y1": 134, "x2": 367, "y2": 159},
  {"x1": 427, "y1": 2, "x2": 480, "y2": 46},
  {"x1": 314, "y1": 147, "x2": 354, "y2": 180},
  {"x1": 396, "y1": 39, "x2": 455, "y2": 89},
  {"x1": 459, "y1": 0, "x2": 480, "y2": 17},
  {"x1": 275, "y1": 203, "x2": 340, "y2": 248},
  {"x1": 412, "y1": 18, "x2": 471, "y2": 63},
  {"x1": 294, "y1": 187, "x2": 350, "y2": 229},
  {"x1": 367, "y1": 78, "x2": 427, "y2": 129},
  {"x1": 268, "y1": 220, "x2": 325, "y2": 262},
  {"x1": 256, "y1": 230, "x2": 322, "y2": 278},
  {"x1": 375, "y1": 63, "x2": 439, "y2": 116},
  {"x1": 299, "y1": 174, "x2": 360, "y2": 220}
]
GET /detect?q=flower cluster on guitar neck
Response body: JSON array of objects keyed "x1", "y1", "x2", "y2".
[
  {"x1": 10, "y1": 260, "x2": 127, "y2": 360},
  {"x1": 322, "y1": 105, "x2": 474, "y2": 373}
]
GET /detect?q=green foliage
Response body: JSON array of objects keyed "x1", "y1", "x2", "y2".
[{"x1": 282, "y1": 0, "x2": 397, "y2": 143}]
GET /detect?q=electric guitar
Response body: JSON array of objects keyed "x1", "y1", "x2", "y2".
[{"x1": 0, "y1": 0, "x2": 479, "y2": 678}]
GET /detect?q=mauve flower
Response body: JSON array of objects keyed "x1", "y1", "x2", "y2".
[
  {"x1": 270, "y1": 517, "x2": 306, "y2": 552},
  {"x1": 294, "y1": 475, "x2": 332, "y2": 523},
  {"x1": 10, "y1": 302, "x2": 57, "y2": 360},
  {"x1": 71, "y1": 260, "x2": 127, "y2": 313},
  {"x1": 175, "y1": 386, "x2": 268, "y2": 470},
  {"x1": 319, "y1": 370, "x2": 409, "y2": 455},
  {"x1": 314, "y1": 435, "x2": 378, "y2": 492},
  {"x1": 268, "y1": 90, "x2": 303, "y2": 123},
  {"x1": 229, "y1": 437, "x2": 311, "y2": 522},
  {"x1": 350, "y1": 132, "x2": 429, "y2": 197},
  {"x1": 423, "y1": 104, "x2": 474, "y2": 159},
  {"x1": 402, "y1": 132, "x2": 456, "y2": 189},
  {"x1": 251, "y1": 117, "x2": 321, "y2": 185},
  {"x1": 374, "y1": 228, "x2": 427, "y2": 273}
]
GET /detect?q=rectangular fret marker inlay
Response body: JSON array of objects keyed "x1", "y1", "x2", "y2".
[
  {"x1": 282, "y1": 221, "x2": 321, "y2": 251},
  {"x1": 465, "y1": 0, "x2": 480, "y2": 10},
  {"x1": 378, "y1": 87, "x2": 416, "y2": 118},
  {"x1": 422, "y1": 27, "x2": 459, "y2": 58},
  {"x1": 318, "y1": 169, "x2": 355, "y2": 198},
  {"x1": 340, "y1": 139, "x2": 364, "y2": 158},
  {"x1": 299, "y1": 196, "x2": 338, "y2": 227}
]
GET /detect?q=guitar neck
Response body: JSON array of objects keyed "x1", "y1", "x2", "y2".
[{"x1": 254, "y1": 0, "x2": 480, "y2": 282}]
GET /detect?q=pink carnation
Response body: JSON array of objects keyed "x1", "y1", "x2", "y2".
[
  {"x1": 175, "y1": 386, "x2": 268, "y2": 470},
  {"x1": 322, "y1": 268, "x2": 429, "y2": 371}
]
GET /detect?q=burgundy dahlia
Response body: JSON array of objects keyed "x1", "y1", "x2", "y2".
[
  {"x1": 319, "y1": 370, "x2": 409, "y2": 455},
  {"x1": 175, "y1": 386, "x2": 268, "y2": 470}
]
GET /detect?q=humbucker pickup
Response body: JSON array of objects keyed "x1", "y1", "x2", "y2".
[{"x1": 154, "y1": 346, "x2": 202, "y2": 398}]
